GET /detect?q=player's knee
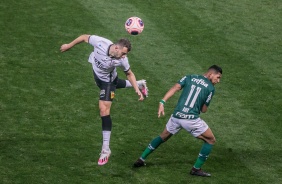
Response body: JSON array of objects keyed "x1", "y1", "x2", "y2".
[
  {"x1": 160, "y1": 131, "x2": 172, "y2": 142},
  {"x1": 99, "y1": 107, "x2": 110, "y2": 116},
  {"x1": 209, "y1": 137, "x2": 216, "y2": 145},
  {"x1": 100, "y1": 111, "x2": 109, "y2": 117},
  {"x1": 160, "y1": 136, "x2": 169, "y2": 142}
]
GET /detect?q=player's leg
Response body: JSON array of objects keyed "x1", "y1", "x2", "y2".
[
  {"x1": 183, "y1": 118, "x2": 215, "y2": 176},
  {"x1": 97, "y1": 82, "x2": 116, "y2": 166},
  {"x1": 98, "y1": 100, "x2": 112, "y2": 165},
  {"x1": 133, "y1": 116, "x2": 180, "y2": 167},
  {"x1": 142, "y1": 128, "x2": 172, "y2": 159},
  {"x1": 99, "y1": 100, "x2": 112, "y2": 147},
  {"x1": 190, "y1": 127, "x2": 215, "y2": 176},
  {"x1": 133, "y1": 127, "x2": 172, "y2": 167},
  {"x1": 116, "y1": 78, "x2": 149, "y2": 97},
  {"x1": 197, "y1": 128, "x2": 216, "y2": 145}
]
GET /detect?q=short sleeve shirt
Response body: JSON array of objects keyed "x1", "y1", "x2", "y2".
[
  {"x1": 172, "y1": 75, "x2": 215, "y2": 119},
  {"x1": 88, "y1": 35, "x2": 130, "y2": 82}
]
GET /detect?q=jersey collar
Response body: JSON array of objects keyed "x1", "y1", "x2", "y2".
[{"x1": 107, "y1": 44, "x2": 113, "y2": 57}]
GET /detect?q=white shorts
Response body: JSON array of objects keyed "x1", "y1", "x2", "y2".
[{"x1": 166, "y1": 116, "x2": 209, "y2": 137}]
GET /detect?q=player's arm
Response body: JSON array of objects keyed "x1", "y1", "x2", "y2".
[
  {"x1": 158, "y1": 83, "x2": 182, "y2": 117},
  {"x1": 60, "y1": 34, "x2": 90, "y2": 52},
  {"x1": 201, "y1": 104, "x2": 208, "y2": 113},
  {"x1": 201, "y1": 90, "x2": 214, "y2": 113},
  {"x1": 125, "y1": 69, "x2": 144, "y2": 101}
]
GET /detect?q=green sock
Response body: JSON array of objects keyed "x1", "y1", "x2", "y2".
[
  {"x1": 141, "y1": 136, "x2": 164, "y2": 160},
  {"x1": 193, "y1": 142, "x2": 213, "y2": 169}
]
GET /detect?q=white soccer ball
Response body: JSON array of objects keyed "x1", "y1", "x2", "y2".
[{"x1": 125, "y1": 17, "x2": 144, "y2": 35}]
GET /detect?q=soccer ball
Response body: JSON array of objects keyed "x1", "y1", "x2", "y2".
[{"x1": 125, "y1": 17, "x2": 144, "y2": 35}]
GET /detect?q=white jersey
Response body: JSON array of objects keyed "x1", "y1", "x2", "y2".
[{"x1": 88, "y1": 35, "x2": 130, "y2": 82}]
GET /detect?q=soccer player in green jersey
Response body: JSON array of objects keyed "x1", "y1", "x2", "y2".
[{"x1": 133, "y1": 65, "x2": 222, "y2": 177}]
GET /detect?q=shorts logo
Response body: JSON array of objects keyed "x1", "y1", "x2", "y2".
[
  {"x1": 190, "y1": 128, "x2": 197, "y2": 134},
  {"x1": 110, "y1": 91, "x2": 115, "y2": 99},
  {"x1": 100, "y1": 89, "x2": 105, "y2": 98}
]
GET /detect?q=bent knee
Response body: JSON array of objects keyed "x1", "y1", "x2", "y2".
[
  {"x1": 208, "y1": 137, "x2": 216, "y2": 145},
  {"x1": 160, "y1": 130, "x2": 172, "y2": 142}
]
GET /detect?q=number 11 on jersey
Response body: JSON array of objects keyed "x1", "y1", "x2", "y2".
[{"x1": 184, "y1": 84, "x2": 202, "y2": 108}]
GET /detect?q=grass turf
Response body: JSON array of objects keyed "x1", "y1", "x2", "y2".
[{"x1": 0, "y1": 0, "x2": 281, "y2": 183}]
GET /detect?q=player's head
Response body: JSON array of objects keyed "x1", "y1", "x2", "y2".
[
  {"x1": 206, "y1": 65, "x2": 222, "y2": 85},
  {"x1": 116, "y1": 38, "x2": 131, "y2": 52},
  {"x1": 110, "y1": 38, "x2": 131, "y2": 59}
]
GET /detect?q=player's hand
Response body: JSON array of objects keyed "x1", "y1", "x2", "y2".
[
  {"x1": 137, "y1": 90, "x2": 144, "y2": 101},
  {"x1": 60, "y1": 44, "x2": 71, "y2": 52},
  {"x1": 158, "y1": 103, "x2": 165, "y2": 118}
]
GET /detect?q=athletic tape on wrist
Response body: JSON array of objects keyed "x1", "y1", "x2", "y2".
[{"x1": 159, "y1": 99, "x2": 166, "y2": 105}]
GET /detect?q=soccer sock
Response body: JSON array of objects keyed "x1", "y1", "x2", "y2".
[
  {"x1": 193, "y1": 142, "x2": 213, "y2": 169},
  {"x1": 125, "y1": 80, "x2": 132, "y2": 87},
  {"x1": 141, "y1": 136, "x2": 164, "y2": 160},
  {"x1": 117, "y1": 79, "x2": 142, "y2": 88},
  {"x1": 101, "y1": 115, "x2": 112, "y2": 150},
  {"x1": 102, "y1": 131, "x2": 111, "y2": 150}
]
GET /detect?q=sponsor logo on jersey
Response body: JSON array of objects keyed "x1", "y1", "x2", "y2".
[
  {"x1": 175, "y1": 112, "x2": 195, "y2": 119},
  {"x1": 94, "y1": 57, "x2": 103, "y2": 68},
  {"x1": 110, "y1": 91, "x2": 115, "y2": 99},
  {"x1": 191, "y1": 78, "x2": 208, "y2": 87}
]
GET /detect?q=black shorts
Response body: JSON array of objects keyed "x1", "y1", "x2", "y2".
[{"x1": 93, "y1": 71, "x2": 118, "y2": 101}]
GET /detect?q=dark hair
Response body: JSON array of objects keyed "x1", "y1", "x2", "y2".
[
  {"x1": 208, "y1": 65, "x2": 222, "y2": 74},
  {"x1": 116, "y1": 38, "x2": 131, "y2": 52}
]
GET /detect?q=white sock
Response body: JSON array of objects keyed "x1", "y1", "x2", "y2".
[
  {"x1": 102, "y1": 131, "x2": 111, "y2": 150},
  {"x1": 125, "y1": 80, "x2": 132, "y2": 87},
  {"x1": 125, "y1": 80, "x2": 142, "y2": 88}
]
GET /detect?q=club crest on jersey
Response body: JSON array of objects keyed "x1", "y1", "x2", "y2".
[{"x1": 110, "y1": 91, "x2": 115, "y2": 99}]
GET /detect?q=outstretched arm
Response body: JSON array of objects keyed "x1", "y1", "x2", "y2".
[
  {"x1": 60, "y1": 34, "x2": 90, "y2": 52},
  {"x1": 125, "y1": 69, "x2": 144, "y2": 101},
  {"x1": 158, "y1": 83, "x2": 182, "y2": 118}
]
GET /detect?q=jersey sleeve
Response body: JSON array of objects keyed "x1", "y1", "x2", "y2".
[
  {"x1": 120, "y1": 57, "x2": 130, "y2": 72},
  {"x1": 88, "y1": 35, "x2": 101, "y2": 47},
  {"x1": 177, "y1": 75, "x2": 190, "y2": 89},
  {"x1": 205, "y1": 89, "x2": 215, "y2": 106}
]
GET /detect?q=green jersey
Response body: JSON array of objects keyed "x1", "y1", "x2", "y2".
[{"x1": 172, "y1": 75, "x2": 215, "y2": 119}]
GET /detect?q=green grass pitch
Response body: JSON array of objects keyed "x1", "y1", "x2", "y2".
[{"x1": 0, "y1": 0, "x2": 281, "y2": 183}]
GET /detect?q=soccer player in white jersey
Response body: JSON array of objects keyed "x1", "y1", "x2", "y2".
[
  {"x1": 60, "y1": 34, "x2": 148, "y2": 165},
  {"x1": 133, "y1": 65, "x2": 222, "y2": 177}
]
